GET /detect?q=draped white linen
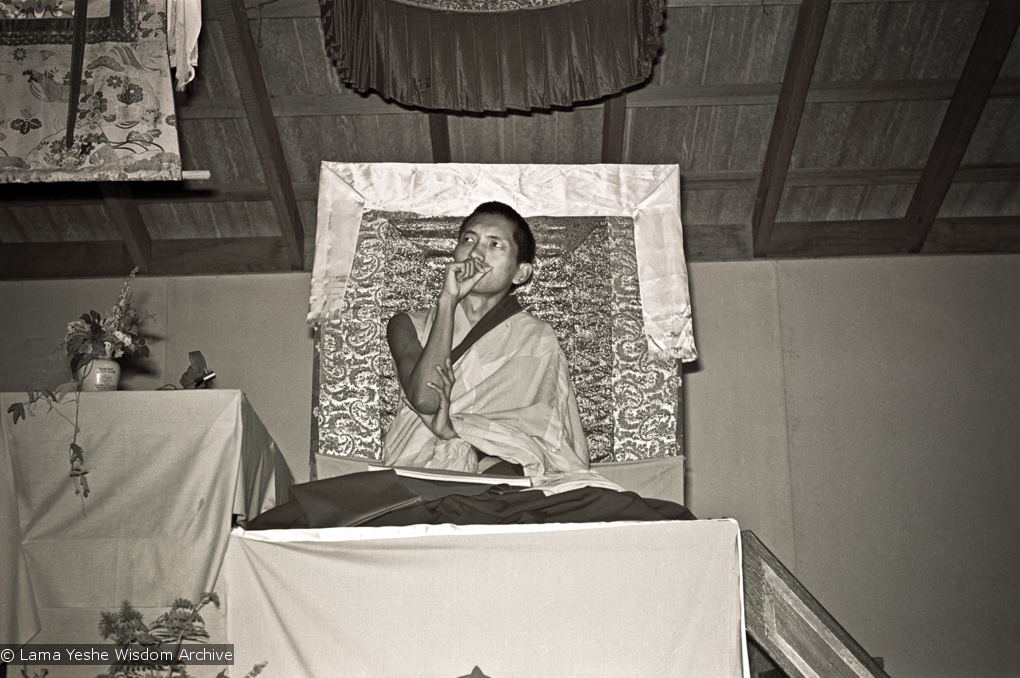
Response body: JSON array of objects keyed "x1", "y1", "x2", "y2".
[
  {"x1": 224, "y1": 519, "x2": 749, "y2": 677},
  {"x1": 309, "y1": 163, "x2": 697, "y2": 363}
]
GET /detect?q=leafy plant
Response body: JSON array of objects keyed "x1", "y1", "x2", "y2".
[
  {"x1": 97, "y1": 593, "x2": 266, "y2": 678},
  {"x1": 7, "y1": 386, "x2": 90, "y2": 501},
  {"x1": 63, "y1": 267, "x2": 152, "y2": 375},
  {"x1": 5, "y1": 268, "x2": 155, "y2": 504}
]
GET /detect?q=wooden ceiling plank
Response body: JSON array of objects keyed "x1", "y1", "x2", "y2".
[
  {"x1": 3, "y1": 163, "x2": 1016, "y2": 207},
  {"x1": 429, "y1": 113, "x2": 452, "y2": 163},
  {"x1": 212, "y1": 0, "x2": 304, "y2": 269},
  {"x1": 766, "y1": 218, "x2": 910, "y2": 258},
  {"x1": 751, "y1": 0, "x2": 831, "y2": 257},
  {"x1": 0, "y1": 242, "x2": 133, "y2": 280},
  {"x1": 150, "y1": 237, "x2": 291, "y2": 275},
  {"x1": 601, "y1": 92, "x2": 628, "y2": 164},
  {"x1": 627, "y1": 78, "x2": 1020, "y2": 108},
  {"x1": 173, "y1": 78, "x2": 1020, "y2": 121},
  {"x1": 99, "y1": 182, "x2": 152, "y2": 273},
  {"x1": 175, "y1": 78, "x2": 1020, "y2": 121},
  {"x1": 923, "y1": 216, "x2": 1020, "y2": 254},
  {"x1": 903, "y1": 0, "x2": 1020, "y2": 253}
]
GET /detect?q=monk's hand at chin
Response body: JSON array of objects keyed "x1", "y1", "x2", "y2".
[
  {"x1": 442, "y1": 260, "x2": 492, "y2": 301},
  {"x1": 418, "y1": 359, "x2": 459, "y2": 441}
]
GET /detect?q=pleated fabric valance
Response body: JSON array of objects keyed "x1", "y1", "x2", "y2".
[{"x1": 319, "y1": 0, "x2": 666, "y2": 112}]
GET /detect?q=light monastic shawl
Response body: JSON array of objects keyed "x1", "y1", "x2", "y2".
[{"x1": 383, "y1": 303, "x2": 624, "y2": 494}]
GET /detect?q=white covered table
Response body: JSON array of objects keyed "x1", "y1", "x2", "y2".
[
  {"x1": 223, "y1": 519, "x2": 748, "y2": 677},
  {"x1": 0, "y1": 390, "x2": 292, "y2": 650}
]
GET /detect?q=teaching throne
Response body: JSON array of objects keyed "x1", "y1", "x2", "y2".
[{"x1": 309, "y1": 163, "x2": 697, "y2": 497}]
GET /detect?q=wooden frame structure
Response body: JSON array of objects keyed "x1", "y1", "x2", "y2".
[{"x1": 1, "y1": 0, "x2": 1018, "y2": 278}]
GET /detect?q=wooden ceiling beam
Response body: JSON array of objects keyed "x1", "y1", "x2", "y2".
[
  {"x1": 751, "y1": 0, "x2": 831, "y2": 257},
  {"x1": 0, "y1": 241, "x2": 133, "y2": 280},
  {"x1": 601, "y1": 92, "x2": 628, "y2": 164},
  {"x1": 99, "y1": 182, "x2": 152, "y2": 273},
  {"x1": 764, "y1": 215, "x2": 1020, "y2": 259},
  {"x1": 902, "y1": 0, "x2": 1020, "y2": 253},
  {"x1": 684, "y1": 164, "x2": 1020, "y2": 190},
  {"x1": 766, "y1": 218, "x2": 910, "y2": 258},
  {"x1": 150, "y1": 237, "x2": 291, "y2": 274},
  {"x1": 212, "y1": 0, "x2": 304, "y2": 269},
  {"x1": 922, "y1": 216, "x2": 1020, "y2": 254},
  {"x1": 173, "y1": 78, "x2": 1020, "y2": 121},
  {"x1": 0, "y1": 238, "x2": 291, "y2": 279},
  {"x1": 2, "y1": 163, "x2": 1017, "y2": 207},
  {"x1": 626, "y1": 78, "x2": 1020, "y2": 109},
  {"x1": 428, "y1": 113, "x2": 452, "y2": 163}
]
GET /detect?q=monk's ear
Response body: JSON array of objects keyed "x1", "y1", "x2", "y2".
[{"x1": 513, "y1": 262, "x2": 533, "y2": 286}]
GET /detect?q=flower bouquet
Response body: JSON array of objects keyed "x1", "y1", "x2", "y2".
[
  {"x1": 63, "y1": 267, "x2": 151, "y2": 378},
  {"x1": 6, "y1": 268, "x2": 154, "y2": 502}
]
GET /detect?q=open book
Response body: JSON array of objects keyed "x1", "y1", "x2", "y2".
[{"x1": 367, "y1": 463, "x2": 533, "y2": 488}]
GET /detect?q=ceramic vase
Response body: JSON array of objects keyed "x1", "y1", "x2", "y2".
[{"x1": 77, "y1": 356, "x2": 121, "y2": 392}]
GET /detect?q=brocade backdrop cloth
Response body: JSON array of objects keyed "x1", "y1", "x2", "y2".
[
  {"x1": 318, "y1": 211, "x2": 681, "y2": 464},
  {"x1": 319, "y1": 0, "x2": 666, "y2": 112},
  {"x1": 0, "y1": 0, "x2": 182, "y2": 182},
  {"x1": 310, "y1": 163, "x2": 695, "y2": 466}
]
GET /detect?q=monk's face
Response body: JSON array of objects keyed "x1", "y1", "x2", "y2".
[{"x1": 454, "y1": 213, "x2": 532, "y2": 295}]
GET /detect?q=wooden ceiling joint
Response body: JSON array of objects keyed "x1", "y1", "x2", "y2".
[
  {"x1": 0, "y1": 237, "x2": 290, "y2": 279},
  {"x1": 212, "y1": 0, "x2": 304, "y2": 270},
  {"x1": 99, "y1": 182, "x2": 152, "y2": 273},
  {"x1": 601, "y1": 92, "x2": 628, "y2": 164},
  {"x1": 429, "y1": 113, "x2": 452, "y2": 163},
  {"x1": 751, "y1": 0, "x2": 831, "y2": 258},
  {"x1": 766, "y1": 218, "x2": 909, "y2": 258},
  {"x1": 902, "y1": 0, "x2": 1020, "y2": 254},
  {"x1": 1, "y1": 241, "x2": 134, "y2": 280}
]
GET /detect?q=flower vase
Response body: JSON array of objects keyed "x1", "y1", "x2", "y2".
[{"x1": 77, "y1": 355, "x2": 121, "y2": 392}]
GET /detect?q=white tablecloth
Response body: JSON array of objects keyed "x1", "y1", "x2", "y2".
[
  {"x1": 223, "y1": 519, "x2": 749, "y2": 678},
  {"x1": 1, "y1": 390, "x2": 293, "y2": 647}
]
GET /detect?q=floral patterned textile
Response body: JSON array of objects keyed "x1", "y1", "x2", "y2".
[
  {"x1": 317, "y1": 211, "x2": 679, "y2": 464},
  {"x1": 0, "y1": 0, "x2": 181, "y2": 182}
]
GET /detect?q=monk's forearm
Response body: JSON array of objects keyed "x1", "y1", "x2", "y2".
[{"x1": 407, "y1": 294, "x2": 457, "y2": 413}]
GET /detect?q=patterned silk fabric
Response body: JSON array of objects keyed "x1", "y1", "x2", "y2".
[
  {"x1": 0, "y1": 0, "x2": 181, "y2": 182},
  {"x1": 317, "y1": 212, "x2": 679, "y2": 463}
]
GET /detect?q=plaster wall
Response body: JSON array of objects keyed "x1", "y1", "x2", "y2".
[
  {"x1": 0, "y1": 272, "x2": 316, "y2": 482},
  {"x1": 1, "y1": 256, "x2": 1017, "y2": 677},
  {"x1": 684, "y1": 255, "x2": 1020, "y2": 678}
]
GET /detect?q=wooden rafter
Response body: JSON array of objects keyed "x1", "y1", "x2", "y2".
[
  {"x1": 1, "y1": 242, "x2": 133, "y2": 280},
  {"x1": 429, "y1": 113, "x2": 452, "y2": 163},
  {"x1": 767, "y1": 218, "x2": 910, "y2": 258},
  {"x1": 0, "y1": 238, "x2": 290, "y2": 279},
  {"x1": 751, "y1": 0, "x2": 831, "y2": 258},
  {"x1": 601, "y1": 93, "x2": 628, "y2": 164},
  {"x1": 99, "y1": 182, "x2": 152, "y2": 273},
  {"x1": 171, "y1": 78, "x2": 1020, "y2": 121},
  {"x1": 902, "y1": 0, "x2": 1020, "y2": 253},
  {"x1": 212, "y1": 0, "x2": 304, "y2": 270},
  {"x1": 4, "y1": 164, "x2": 1018, "y2": 208}
]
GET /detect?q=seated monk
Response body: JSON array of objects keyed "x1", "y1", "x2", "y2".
[
  {"x1": 384, "y1": 201, "x2": 589, "y2": 478},
  {"x1": 246, "y1": 202, "x2": 695, "y2": 529}
]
